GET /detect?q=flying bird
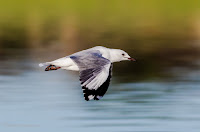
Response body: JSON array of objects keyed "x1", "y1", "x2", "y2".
[{"x1": 39, "y1": 46, "x2": 135, "y2": 101}]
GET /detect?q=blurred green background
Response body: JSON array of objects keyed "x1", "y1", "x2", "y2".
[{"x1": 0, "y1": 0, "x2": 200, "y2": 80}]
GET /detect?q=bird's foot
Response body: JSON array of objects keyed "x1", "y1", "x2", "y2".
[{"x1": 45, "y1": 65, "x2": 61, "y2": 71}]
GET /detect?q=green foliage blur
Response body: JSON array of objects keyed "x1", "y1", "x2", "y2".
[{"x1": 0, "y1": 0, "x2": 200, "y2": 80}]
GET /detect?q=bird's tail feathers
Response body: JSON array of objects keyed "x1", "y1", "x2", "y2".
[{"x1": 39, "y1": 62, "x2": 51, "y2": 67}]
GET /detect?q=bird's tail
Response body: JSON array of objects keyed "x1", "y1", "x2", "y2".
[{"x1": 39, "y1": 63, "x2": 48, "y2": 67}]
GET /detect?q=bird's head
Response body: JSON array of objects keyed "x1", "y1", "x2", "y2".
[{"x1": 109, "y1": 49, "x2": 136, "y2": 63}]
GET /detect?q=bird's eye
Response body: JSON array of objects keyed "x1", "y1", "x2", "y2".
[{"x1": 122, "y1": 53, "x2": 125, "y2": 56}]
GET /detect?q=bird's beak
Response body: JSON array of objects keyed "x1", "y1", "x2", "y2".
[{"x1": 128, "y1": 57, "x2": 136, "y2": 61}]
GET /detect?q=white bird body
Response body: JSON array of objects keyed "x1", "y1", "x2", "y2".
[
  {"x1": 39, "y1": 46, "x2": 135, "y2": 101},
  {"x1": 41, "y1": 57, "x2": 80, "y2": 71}
]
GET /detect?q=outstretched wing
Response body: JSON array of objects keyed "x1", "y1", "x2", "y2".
[
  {"x1": 70, "y1": 50, "x2": 112, "y2": 101},
  {"x1": 81, "y1": 64, "x2": 112, "y2": 101}
]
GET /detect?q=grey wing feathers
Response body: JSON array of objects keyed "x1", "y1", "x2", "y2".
[
  {"x1": 82, "y1": 64, "x2": 113, "y2": 101},
  {"x1": 70, "y1": 50, "x2": 112, "y2": 101},
  {"x1": 70, "y1": 50, "x2": 109, "y2": 70}
]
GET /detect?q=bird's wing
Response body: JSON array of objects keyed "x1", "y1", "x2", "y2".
[{"x1": 70, "y1": 50, "x2": 112, "y2": 101}]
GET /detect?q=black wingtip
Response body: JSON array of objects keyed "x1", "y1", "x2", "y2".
[
  {"x1": 85, "y1": 98, "x2": 89, "y2": 101},
  {"x1": 94, "y1": 96, "x2": 100, "y2": 100},
  {"x1": 81, "y1": 64, "x2": 113, "y2": 101}
]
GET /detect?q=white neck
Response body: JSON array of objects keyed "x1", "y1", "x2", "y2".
[
  {"x1": 108, "y1": 49, "x2": 121, "y2": 63},
  {"x1": 93, "y1": 46, "x2": 122, "y2": 63}
]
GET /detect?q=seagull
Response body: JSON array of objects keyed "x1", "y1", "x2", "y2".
[{"x1": 39, "y1": 46, "x2": 135, "y2": 101}]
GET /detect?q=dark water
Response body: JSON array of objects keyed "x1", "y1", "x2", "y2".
[{"x1": 0, "y1": 52, "x2": 200, "y2": 132}]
